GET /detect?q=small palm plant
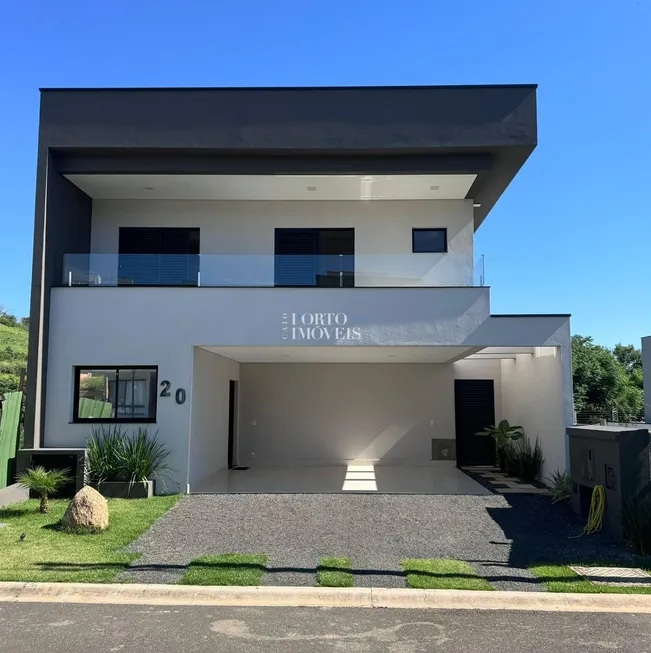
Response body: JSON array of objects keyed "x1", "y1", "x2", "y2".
[{"x1": 16, "y1": 466, "x2": 72, "y2": 513}]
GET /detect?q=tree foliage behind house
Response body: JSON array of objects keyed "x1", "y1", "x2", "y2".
[
  {"x1": 572, "y1": 335, "x2": 644, "y2": 421},
  {"x1": 0, "y1": 307, "x2": 29, "y2": 397}
]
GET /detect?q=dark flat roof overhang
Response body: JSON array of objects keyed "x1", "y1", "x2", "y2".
[{"x1": 38, "y1": 85, "x2": 538, "y2": 228}]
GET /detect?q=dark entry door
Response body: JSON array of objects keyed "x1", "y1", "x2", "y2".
[
  {"x1": 228, "y1": 380, "x2": 238, "y2": 469},
  {"x1": 454, "y1": 380, "x2": 496, "y2": 466}
]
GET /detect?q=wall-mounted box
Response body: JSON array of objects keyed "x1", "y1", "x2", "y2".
[{"x1": 567, "y1": 426, "x2": 651, "y2": 540}]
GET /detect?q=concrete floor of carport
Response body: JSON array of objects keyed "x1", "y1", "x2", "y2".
[{"x1": 191, "y1": 461, "x2": 491, "y2": 495}]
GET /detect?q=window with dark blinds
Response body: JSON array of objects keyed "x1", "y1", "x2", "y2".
[
  {"x1": 118, "y1": 228, "x2": 200, "y2": 285},
  {"x1": 274, "y1": 228, "x2": 354, "y2": 287}
]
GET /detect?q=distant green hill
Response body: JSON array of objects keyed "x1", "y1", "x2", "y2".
[{"x1": 0, "y1": 318, "x2": 29, "y2": 396}]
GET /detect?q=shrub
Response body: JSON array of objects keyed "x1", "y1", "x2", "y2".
[
  {"x1": 476, "y1": 420, "x2": 524, "y2": 451},
  {"x1": 622, "y1": 496, "x2": 651, "y2": 556},
  {"x1": 16, "y1": 466, "x2": 72, "y2": 513},
  {"x1": 85, "y1": 425, "x2": 172, "y2": 491},
  {"x1": 120, "y1": 427, "x2": 173, "y2": 490},
  {"x1": 547, "y1": 469, "x2": 572, "y2": 503},
  {"x1": 512, "y1": 436, "x2": 544, "y2": 482},
  {"x1": 86, "y1": 425, "x2": 129, "y2": 484},
  {"x1": 500, "y1": 437, "x2": 544, "y2": 481}
]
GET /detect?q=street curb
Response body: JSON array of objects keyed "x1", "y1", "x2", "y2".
[{"x1": 1, "y1": 582, "x2": 651, "y2": 612}]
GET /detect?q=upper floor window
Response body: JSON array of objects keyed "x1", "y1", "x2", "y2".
[
  {"x1": 118, "y1": 227, "x2": 200, "y2": 286},
  {"x1": 73, "y1": 366, "x2": 158, "y2": 423},
  {"x1": 274, "y1": 228, "x2": 354, "y2": 287},
  {"x1": 412, "y1": 228, "x2": 447, "y2": 253}
]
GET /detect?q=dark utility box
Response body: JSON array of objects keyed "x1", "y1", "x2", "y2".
[
  {"x1": 16, "y1": 448, "x2": 87, "y2": 498},
  {"x1": 567, "y1": 426, "x2": 651, "y2": 540}
]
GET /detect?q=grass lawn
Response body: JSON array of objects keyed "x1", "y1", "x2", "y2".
[
  {"x1": 0, "y1": 495, "x2": 181, "y2": 583},
  {"x1": 180, "y1": 554, "x2": 268, "y2": 586},
  {"x1": 401, "y1": 559, "x2": 494, "y2": 591},
  {"x1": 317, "y1": 557, "x2": 354, "y2": 587},
  {"x1": 531, "y1": 564, "x2": 651, "y2": 594}
]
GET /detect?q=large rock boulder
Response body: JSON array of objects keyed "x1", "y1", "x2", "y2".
[{"x1": 61, "y1": 486, "x2": 109, "y2": 531}]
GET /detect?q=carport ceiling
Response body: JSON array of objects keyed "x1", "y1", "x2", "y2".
[
  {"x1": 201, "y1": 346, "x2": 478, "y2": 363},
  {"x1": 64, "y1": 173, "x2": 477, "y2": 201}
]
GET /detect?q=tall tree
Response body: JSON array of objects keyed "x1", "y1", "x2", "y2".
[
  {"x1": 613, "y1": 343, "x2": 643, "y2": 390},
  {"x1": 572, "y1": 335, "x2": 643, "y2": 420}
]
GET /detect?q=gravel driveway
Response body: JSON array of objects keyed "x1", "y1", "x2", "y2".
[{"x1": 120, "y1": 493, "x2": 636, "y2": 590}]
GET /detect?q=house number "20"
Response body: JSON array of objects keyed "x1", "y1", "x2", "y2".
[{"x1": 159, "y1": 380, "x2": 186, "y2": 405}]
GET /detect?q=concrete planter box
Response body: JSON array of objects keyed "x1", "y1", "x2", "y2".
[{"x1": 91, "y1": 480, "x2": 154, "y2": 499}]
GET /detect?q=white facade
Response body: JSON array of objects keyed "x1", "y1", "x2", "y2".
[
  {"x1": 42, "y1": 166, "x2": 572, "y2": 494},
  {"x1": 31, "y1": 85, "x2": 553, "y2": 495},
  {"x1": 44, "y1": 280, "x2": 572, "y2": 491},
  {"x1": 85, "y1": 199, "x2": 475, "y2": 287}
]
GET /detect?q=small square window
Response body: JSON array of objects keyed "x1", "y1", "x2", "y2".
[
  {"x1": 74, "y1": 366, "x2": 158, "y2": 423},
  {"x1": 412, "y1": 229, "x2": 447, "y2": 253}
]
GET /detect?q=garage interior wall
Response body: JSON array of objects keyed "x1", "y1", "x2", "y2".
[
  {"x1": 237, "y1": 361, "x2": 503, "y2": 466},
  {"x1": 500, "y1": 348, "x2": 566, "y2": 479},
  {"x1": 189, "y1": 348, "x2": 239, "y2": 487}
]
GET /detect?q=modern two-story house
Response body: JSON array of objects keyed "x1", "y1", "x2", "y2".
[{"x1": 25, "y1": 85, "x2": 573, "y2": 494}]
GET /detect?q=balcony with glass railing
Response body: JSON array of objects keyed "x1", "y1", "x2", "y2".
[{"x1": 61, "y1": 253, "x2": 486, "y2": 288}]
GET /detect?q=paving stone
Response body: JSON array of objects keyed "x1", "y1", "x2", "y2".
[
  {"x1": 571, "y1": 566, "x2": 651, "y2": 587},
  {"x1": 461, "y1": 466, "x2": 500, "y2": 471},
  {"x1": 495, "y1": 487, "x2": 551, "y2": 494}
]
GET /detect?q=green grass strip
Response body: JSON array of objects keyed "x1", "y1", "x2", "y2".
[
  {"x1": 530, "y1": 564, "x2": 651, "y2": 594},
  {"x1": 180, "y1": 554, "x2": 268, "y2": 586},
  {"x1": 0, "y1": 495, "x2": 181, "y2": 583},
  {"x1": 317, "y1": 557, "x2": 354, "y2": 587},
  {"x1": 401, "y1": 559, "x2": 494, "y2": 590}
]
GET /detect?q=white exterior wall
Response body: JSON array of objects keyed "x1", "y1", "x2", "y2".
[
  {"x1": 500, "y1": 348, "x2": 567, "y2": 480},
  {"x1": 89, "y1": 199, "x2": 475, "y2": 286},
  {"x1": 44, "y1": 286, "x2": 570, "y2": 491},
  {"x1": 190, "y1": 349, "x2": 239, "y2": 488},
  {"x1": 237, "y1": 361, "x2": 502, "y2": 466}
]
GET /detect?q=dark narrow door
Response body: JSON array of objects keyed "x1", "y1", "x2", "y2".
[
  {"x1": 228, "y1": 380, "x2": 237, "y2": 469},
  {"x1": 454, "y1": 380, "x2": 496, "y2": 466}
]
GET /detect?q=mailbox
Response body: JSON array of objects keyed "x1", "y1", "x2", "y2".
[{"x1": 567, "y1": 425, "x2": 651, "y2": 540}]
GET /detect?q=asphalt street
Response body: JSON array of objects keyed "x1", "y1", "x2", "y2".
[{"x1": 1, "y1": 602, "x2": 650, "y2": 653}]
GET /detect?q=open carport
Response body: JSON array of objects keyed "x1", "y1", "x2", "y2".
[{"x1": 188, "y1": 343, "x2": 568, "y2": 494}]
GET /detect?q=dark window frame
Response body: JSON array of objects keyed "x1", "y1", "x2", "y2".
[
  {"x1": 412, "y1": 228, "x2": 448, "y2": 253},
  {"x1": 118, "y1": 227, "x2": 200, "y2": 287},
  {"x1": 73, "y1": 365, "x2": 158, "y2": 424},
  {"x1": 274, "y1": 227, "x2": 355, "y2": 288}
]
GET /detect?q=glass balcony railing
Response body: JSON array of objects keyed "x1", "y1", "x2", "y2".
[{"x1": 62, "y1": 253, "x2": 486, "y2": 288}]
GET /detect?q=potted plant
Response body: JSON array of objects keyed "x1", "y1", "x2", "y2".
[
  {"x1": 86, "y1": 425, "x2": 172, "y2": 498},
  {"x1": 16, "y1": 466, "x2": 72, "y2": 513},
  {"x1": 476, "y1": 419, "x2": 524, "y2": 469}
]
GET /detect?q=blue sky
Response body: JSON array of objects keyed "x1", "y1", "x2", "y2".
[{"x1": 0, "y1": 0, "x2": 648, "y2": 347}]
